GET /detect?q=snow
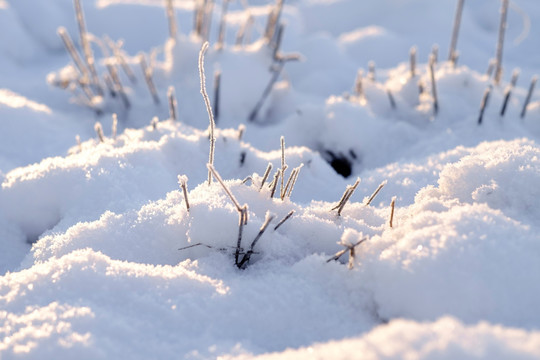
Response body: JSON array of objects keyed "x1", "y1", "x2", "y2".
[{"x1": 1, "y1": 0, "x2": 540, "y2": 358}]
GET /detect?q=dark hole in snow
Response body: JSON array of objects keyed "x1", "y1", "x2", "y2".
[{"x1": 324, "y1": 150, "x2": 352, "y2": 178}]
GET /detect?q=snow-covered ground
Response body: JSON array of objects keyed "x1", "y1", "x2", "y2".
[{"x1": 1, "y1": 0, "x2": 539, "y2": 358}]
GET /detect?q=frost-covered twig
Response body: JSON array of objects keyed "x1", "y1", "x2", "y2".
[
  {"x1": 108, "y1": 38, "x2": 137, "y2": 84},
  {"x1": 354, "y1": 70, "x2": 364, "y2": 98},
  {"x1": 139, "y1": 53, "x2": 160, "y2": 104},
  {"x1": 331, "y1": 178, "x2": 361, "y2": 216},
  {"x1": 286, "y1": 164, "x2": 303, "y2": 198},
  {"x1": 151, "y1": 116, "x2": 159, "y2": 130},
  {"x1": 216, "y1": 0, "x2": 229, "y2": 50},
  {"x1": 269, "y1": 169, "x2": 281, "y2": 199},
  {"x1": 494, "y1": 0, "x2": 509, "y2": 85},
  {"x1": 274, "y1": 210, "x2": 294, "y2": 231},
  {"x1": 73, "y1": 0, "x2": 102, "y2": 96},
  {"x1": 431, "y1": 44, "x2": 439, "y2": 65},
  {"x1": 237, "y1": 124, "x2": 245, "y2": 141},
  {"x1": 326, "y1": 237, "x2": 368, "y2": 269},
  {"x1": 500, "y1": 68, "x2": 520, "y2": 116},
  {"x1": 264, "y1": 0, "x2": 284, "y2": 43},
  {"x1": 429, "y1": 54, "x2": 439, "y2": 116},
  {"x1": 248, "y1": 61, "x2": 285, "y2": 122},
  {"x1": 213, "y1": 70, "x2": 221, "y2": 124},
  {"x1": 57, "y1": 27, "x2": 88, "y2": 79},
  {"x1": 368, "y1": 61, "x2": 376, "y2": 82},
  {"x1": 478, "y1": 85, "x2": 492, "y2": 125},
  {"x1": 235, "y1": 14, "x2": 253, "y2": 47},
  {"x1": 389, "y1": 196, "x2": 396, "y2": 228},
  {"x1": 486, "y1": 58, "x2": 496, "y2": 78},
  {"x1": 279, "y1": 136, "x2": 288, "y2": 199},
  {"x1": 168, "y1": 86, "x2": 178, "y2": 121},
  {"x1": 448, "y1": 0, "x2": 465, "y2": 62},
  {"x1": 238, "y1": 211, "x2": 275, "y2": 268},
  {"x1": 94, "y1": 122, "x2": 105, "y2": 143},
  {"x1": 273, "y1": 23, "x2": 284, "y2": 62},
  {"x1": 199, "y1": 42, "x2": 216, "y2": 185},
  {"x1": 365, "y1": 180, "x2": 387, "y2": 206},
  {"x1": 178, "y1": 175, "x2": 190, "y2": 212},
  {"x1": 259, "y1": 163, "x2": 273, "y2": 191},
  {"x1": 165, "y1": 0, "x2": 178, "y2": 40},
  {"x1": 521, "y1": 75, "x2": 538, "y2": 119}
]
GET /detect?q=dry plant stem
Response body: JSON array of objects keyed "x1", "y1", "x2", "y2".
[
  {"x1": 167, "y1": 86, "x2": 178, "y2": 121},
  {"x1": 478, "y1": 85, "x2": 492, "y2": 125},
  {"x1": 448, "y1": 0, "x2": 465, "y2": 61},
  {"x1": 151, "y1": 116, "x2": 159, "y2": 130},
  {"x1": 274, "y1": 210, "x2": 294, "y2": 231},
  {"x1": 287, "y1": 164, "x2": 303, "y2": 198},
  {"x1": 73, "y1": 0, "x2": 102, "y2": 96},
  {"x1": 348, "y1": 247, "x2": 355, "y2": 270},
  {"x1": 332, "y1": 178, "x2": 360, "y2": 216},
  {"x1": 494, "y1": 0, "x2": 509, "y2": 85},
  {"x1": 264, "y1": 0, "x2": 284, "y2": 42},
  {"x1": 486, "y1": 58, "x2": 496, "y2": 78},
  {"x1": 500, "y1": 69, "x2": 520, "y2": 116},
  {"x1": 237, "y1": 124, "x2": 245, "y2": 141},
  {"x1": 409, "y1": 46, "x2": 417, "y2": 78},
  {"x1": 259, "y1": 163, "x2": 273, "y2": 191},
  {"x1": 279, "y1": 136, "x2": 288, "y2": 198},
  {"x1": 213, "y1": 70, "x2": 221, "y2": 124},
  {"x1": 248, "y1": 61, "x2": 285, "y2": 122},
  {"x1": 269, "y1": 169, "x2": 281, "y2": 198},
  {"x1": 429, "y1": 54, "x2": 439, "y2": 116},
  {"x1": 199, "y1": 42, "x2": 216, "y2": 185},
  {"x1": 389, "y1": 196, "x2": 396, "y2": 228},
  {"x1": 108, "y1": 39, "x2": 137, "y2": 84},
  {"x1": 431, "y1": 44, "x2": 439, "y2": 64},
  {"x1": 216, "y1": 0, "x2": 229, "y2": 49},
  {"x1": 387, "y1": 89, "x2": 396, "y2": 110},
  {"x1": 235, "y1": 15, "x2": 253, "y2": 47},
  {"x1": 521, "y1": 75, "x2": 538, "y2": 119},
  {"x1": 57, "y1": 27, "x2": 88, "y2": 78},
  {"x1": 202, "y1": 0, "x2": 215, "y2": 42},
  {"x1": 179, "y1": 178, "x2": 190, "y2": 212},
  {"x1": 451, "y1": 51, "x2": 460, "y2": 68},
  {"x1": 238, "y1": 212, "x2": 275, "y2": 268},
  {"x1": 166, "y1": 0, "x2": 178, "y2": 39},
  {"x1": 326, "y1": 237, "x2": 367, "y2": 263},
  {"x1": 103, "y1": 74, "x2": 116, "y2": 97},
  {"x1": 281, "y1": 168, "x2": 297, "y2": 200},
  {"x1": 94, "y1": 122, "x2": 105, "y2": 142},
  {"x1": 235, "y1": 206, "x2": 248, "y2": 266},
  {"x1": 365, "y1": 180, "x2": 387, "y2": 206},
  {"x1": 207, "y1": 164, "x2": 243, "y2": 212},
  {"x1": 106, "y1": 62, "x2": 130, "y2": 108},
  {"x1": 273, "y1": 24, "x2": 284, "y2": 61},
  {"x1": 139, "y1": 54, "x2": 160, "y2": 104}
]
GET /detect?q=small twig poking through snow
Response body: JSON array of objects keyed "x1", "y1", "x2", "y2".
[
  {"x1": 409, "y1": 46, "x2": 417, "y2": 78},
  {"x1": 354, "y1": 70, "x2": 364, "y2": 98},
  {"x1": 273, "y1": 24, "x2": 284, "y2": 62},
  {"x1": 486, "y1": 58, "x2": 496, "y2": 78},
  {"x1": 269, "y1": 169, "x2": 281, "y2": 198},
  {"x1": 365, "y1": 180, "x2": 387, "y2": 206},
  {"x1": 500, "y1": 68, "x2": 520, "y2": 116},
  {"x1": 207, "y1": 164, "x2": 249, "y2": 266},
  {"x1": 386, "y1": 89, "x2": 396, "y2": 110},
  {"x1": 389, "y1": 196, "x2": 396, "y2": 228},
  {"x1": 106, "y1": 59, "x2": 130, "y2": 109},
  {"x1": 57, "y1": 27, "x2": 88, "y2": 79},
  {"x1": 264, "y1": 0, "x2": 284, "y2": 43},
  {"x1": 429, "y1": 54, "x2": 439, "y2": 116},
  {"x1": 368, "y1": 61, "x2": 376, "y2": 81},
  {"x1": 259, "y1": 163, "x2": 273, "y2": 191},
  {"x1": 451, "y1": 51, "x2": 459, "y2": 68},
  {"x1": 286, "y1": 164, "x2": 303, "y2": 198},
  {"x1": 213, "y1": 70, "x2": 221, "y2": 124},
  {"x1": 521, "y1": 75, "x2": 538, "y2": 119},
  {"x1": 151, "y1": 116, "x2": 159, "y2": 130},
  {"x1": 241, "y1": 176, "x2": 253, "y2": 185},
  {"x1": 108, "y1": 39, "x2": 137, "y2": 84},
  {"x1": 331, "y1": 178, "x2": 361, "y2": 216},
  {"x1": 274, "y1": 210, "x2": 294, "y2": 231},
  {"x1": 238, "y1": 211, "x2": 275, "y2": 268},
  {"x1": 73, "y1": 0, "x2": 102, "y2": 96},
  {"x1": 94, "y1": 122, "x2": 105, "y2": 143},
  {"x1": 279, "y1": 136, "x2": 288, "y2": 199},
  {"x1": 103, "y1": 74, "x2": 117, "y2": 97},
  {"x1": 478, "y1": 85, "x2": 492, "y2": 125},
  {"x1": 139, "y1": 54, "x2": 160, "y2": 104},
  {"x1": 165, "y1": 0, "x2": 178, "y2": 40},
  {"x1": 111, "y1": 113, "x2": 118, "y2": 140},
  {"x1": 178, "y1": 175, "x2": 190, "y2": 212},
  {"x1": 248, "y1": 61, "x2": 285, "y2": 122},
  {"x1": 494, "y1": 0, "x2": 509, "y2": 85},
  {"x1": 167, "y1": 86, "x2": 178, "y2": 121},
  {"x1": 237, "y1": 124, "x2": 245, "y2": 141},
  {"x1": 448, "y1": 0, "x2": 465, "y2": 62},
  {"x1": 199, "y1": 42, "x2": 216, "y2": 185},
  {"x1": 236, "y1": 14, "x2": 253, "y2": 47},
  {"x1": 216, "y1": 0, "x2": 229, "y2": 50},
  {"x1": 326, "y1": 237, "x2": 368, "y2": 269}
]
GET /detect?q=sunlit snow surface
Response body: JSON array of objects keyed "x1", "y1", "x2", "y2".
[{"x1": 1, "y1": 0, "x2": 540, "y2": 358}]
